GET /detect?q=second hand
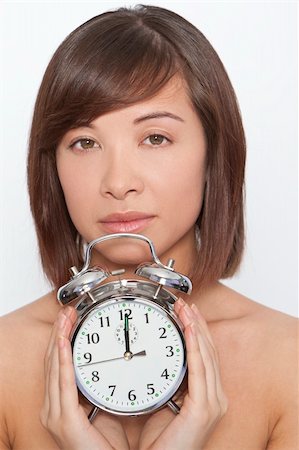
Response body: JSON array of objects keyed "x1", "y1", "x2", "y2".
[{"x1": 77, "y1": 350, "x2": 147, "y2": 367}]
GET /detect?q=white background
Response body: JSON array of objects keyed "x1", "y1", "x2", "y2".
[{"x1": 0, "y1": 1, "x2": 297, "y2": 317}]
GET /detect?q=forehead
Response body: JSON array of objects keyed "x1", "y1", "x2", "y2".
[{"x1": 89, "y1": 76, "x2": 195, "y2": 124}]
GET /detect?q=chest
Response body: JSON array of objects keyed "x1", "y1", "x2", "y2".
[
  {"x1": 8, "y1": 361, "x2": 271, "y2": 450},
  {"x1": 10, "y1": 395, "x2": 269, "y2": 450},
  {"x1": 7, "y1": 321, "x2": 273, "y2": 450}
]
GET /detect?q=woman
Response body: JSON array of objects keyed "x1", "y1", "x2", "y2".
[{"x1": 0, "y1": 5, "x2": 297, "y2": 450}]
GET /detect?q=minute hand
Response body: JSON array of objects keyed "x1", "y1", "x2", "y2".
[
  {"x1": 77, "y1": 350, "x2": 146, "y2": 367},
  {"x1": 124, "y1": 314, "x2": 131, "y2": 353}
]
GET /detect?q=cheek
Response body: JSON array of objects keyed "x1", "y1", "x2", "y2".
[
  {"x1": 160, "y1": 153, "x2": 206, "y2": 218},
  {"x1": 56, "y1": 158, "x2": 97, "y2": 223}
]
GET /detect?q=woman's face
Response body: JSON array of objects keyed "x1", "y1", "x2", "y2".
[{"x1": 56, "y1": 77, "x2": 207, "y2": 273}]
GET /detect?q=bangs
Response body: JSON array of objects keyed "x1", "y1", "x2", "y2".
[{"x1": 41, "y1": 16, "x2": 181, "y2": 147}]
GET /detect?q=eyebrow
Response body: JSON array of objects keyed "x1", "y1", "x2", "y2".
[
  {"x1": 133, "y1": 111, "x2": 185, "y2": 124},
  {"x1": 74, "y1": 111, "x2": 185, "y2": 132}
]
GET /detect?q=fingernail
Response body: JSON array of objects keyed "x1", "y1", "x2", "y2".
[
  {"x1": 57, "y1": 336, "x2": 66, "y2": 350},
  {"x1": 58, "y1": 336, "x2": 65, "y2": 349},
  {"x1": 191, "y1": 303, "x2": 202, "y2": 318},
  {"x1": 188, "y1": 322, "x2": 197, "y2": 343},
  {"x1": 177, "y1": 298, "x2": 185, "y2": 306},
  {"x1": 184, "y1": 303, "x2": 193, "y2": 319},
  {"x1": 190, "y1": 322, "x2": 196, "y2": 335},
  {"x1": 64, "y1": 306, "x2": 73, "y2": 317},
  {"x1": 191, "y1": 303, "x2": 197, "y2": 312},
  {"x1": 58, "y1": 313, "x2": 66, "y2": 328}
]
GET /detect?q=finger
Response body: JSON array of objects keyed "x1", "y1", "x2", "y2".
[
  {"x1": 190, "y1": 304, "x2": 216, "y2": 352},
  {"x1": 64, "y1": 305, "x2": 78, "y2": 325},
  {"x1": 180, "y1": 303, "x2": 227, "y2": 416},
  {"x1": 178, "y1": 303, "x2": 208, "y2": 403},
  {"x1": 58, "y1": 334, "x2": 80, "y2": 418},
  {"x1": 43, "y1": 320, "x2": 57, "y2": 416},
  {"x1": 183, "y1": 303, "x2": 217, "y2": 373},
  {"x1": 44, "y1": 316, "x2": 60, "y2": 374},
  {"x1": 47, "y1": 313, "x2": 67, "y2": 420},
  {"x1": 43, "y1": 314, "x2": 63, "y2": 418},
  {"x1": 180, "y1": 304, "x2": 219, "y2": 404},
  {"x1": 44, "y1": 307, "x2": 74, "y2": 374},
  {"x1": 57, "y1": 309, "x2": 81, "y2": 418},
  {"x1": 174, "y1": 297, "x2": 185, "y2": 316},
  {"x1": 190, "y1": 304, "x2": 226, "y2": 406},
  {"x1": 184, "y1": 321, "x2": 208, "y2": 403}
]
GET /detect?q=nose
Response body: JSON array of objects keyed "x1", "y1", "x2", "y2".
[{"x1": 100, "y1": 149, "x2": 144, "y2": 200}]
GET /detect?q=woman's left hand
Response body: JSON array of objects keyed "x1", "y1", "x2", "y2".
[{"x1": 138, "y1": 298, "x2": 228, "y2": 450}]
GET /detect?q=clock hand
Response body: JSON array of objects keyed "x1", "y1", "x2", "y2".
[
  {"x1": 77, "y1": 350, "x2": 146, "y2": 367},
  {"x1": 124, "y1": 313, "x2": 131, "y2": 354}
]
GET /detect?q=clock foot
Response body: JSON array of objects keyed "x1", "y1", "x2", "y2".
[
  {"x1": 167, "y1": 399, "x2": 180, "y2": 415},
  {"x1": 88, "y1": 406, "x2": 100, "y2": 422}
]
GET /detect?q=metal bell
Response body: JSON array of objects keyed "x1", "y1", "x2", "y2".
[
  {"x1": 58, "y1": 267, "x2": 110, "y2": 305},
  {"x1": 135, "y1": 262, "x2": 192, "y2": 294}
]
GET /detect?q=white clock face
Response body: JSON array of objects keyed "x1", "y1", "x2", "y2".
[{"x1": 72, "y1": 297, "x2": 186, "y2": 414}]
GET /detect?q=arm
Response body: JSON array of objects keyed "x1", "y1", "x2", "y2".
[
  {"x1": 266, "y1": 319, "x2": 298, "y2": 450},
  {"x1": 266, "y1": 410, "x2": 298, "y2": 450},
  {"x1": 0, "y1": 328, "x2": 12, "y2": 450},
  {"x1": 0, "y1": 418, "x2": 10, "y2": 450}
]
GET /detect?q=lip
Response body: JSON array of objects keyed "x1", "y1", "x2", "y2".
[{"x1": 99, "y1": 212, "x2": 155, "y2": 233}]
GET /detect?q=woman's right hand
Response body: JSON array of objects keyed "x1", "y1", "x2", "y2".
[{"x1": 40, "y1": 306, "x2": 130, "y2": 450}]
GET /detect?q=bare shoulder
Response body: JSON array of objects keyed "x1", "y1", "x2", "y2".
[
  {"x1": 0, "y1": 290, "x2": 59, "y2": 375},
  {"x1": 0, "y1": 292, "x2": 59, "y2": 362},
  {"x1": 249, "y1": 300, "x2": 298, "y2": 449},
  {"x1": 209, "y1": 283, "x2": 298, "y2": 449},
  {"x1": 0, "y1": 292, "x2": 60, "y2": 448}
]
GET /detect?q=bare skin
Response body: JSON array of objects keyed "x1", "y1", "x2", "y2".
[{"x1": 0, "y1": 281, "x2": 297, "y2": 450}]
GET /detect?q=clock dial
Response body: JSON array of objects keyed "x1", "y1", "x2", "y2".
[{"x1": 72, "y1": 297, "x2": 186, "y2": 415}]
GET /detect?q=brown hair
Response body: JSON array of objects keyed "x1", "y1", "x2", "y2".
[{"x1": 27, "y1": 4, "x2": 246, "y2": 289}]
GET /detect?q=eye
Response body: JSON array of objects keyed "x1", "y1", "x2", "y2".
[
  {"x1": 68, "y1": 138, "x2": 100, "y2": 152},
  {"x1": 143, "y1": 134, "x2": 171, "y2": 146}
]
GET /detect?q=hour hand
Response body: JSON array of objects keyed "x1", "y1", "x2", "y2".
[{"x1": 124, "y1": 314, "x2": 131, "y2": 355}]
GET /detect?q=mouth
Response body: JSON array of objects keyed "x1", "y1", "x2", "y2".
[{"x1": 99, "y1": 212, "x2": 155, "y2": 233}]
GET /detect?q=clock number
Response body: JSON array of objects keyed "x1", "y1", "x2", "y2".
[
  {"x1": 128, "y1": 390, "x2": 136, "y2": 401},
  {"x1": 144, "y1": 313, "x2": 149, "y2": 324},
  {"x1": 92, "y1": 371, "x2": 99, "y2": 382},
  {"x1": 99, "y1": 316, "x2": 110, "y2": 327},
  {"x1": 161, "y1": 369, "x2": 169, "y2": 379},
  {"x1": 83, "y1": 352, "x2": 92, "y2": 363},
  {"x1": 166, "y1": 346, "x2": 174, "y2": 357},
  {"x1": 86, "y1": 333, "x2": 100, "y2": 344},
  {"x1": 159, "y1": 327, "x2": 167, "y2": 338},
  {"x1": 147, "y1": 383, "x2": 155, "y2": 395},
  {"x1": 120, "y1": 309, "x2": 132, "y2": 321},
  {"x1": 108, "y1": 385, "x2": 116, "y2": 396}
]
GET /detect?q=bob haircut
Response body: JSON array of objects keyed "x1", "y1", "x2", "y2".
[{"x1": 27, "y1": 4, "x2": 246, "y2": 290}]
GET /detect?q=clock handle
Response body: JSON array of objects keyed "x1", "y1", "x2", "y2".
[{"x1": 81, "y1": 233, "x2": 171, "y2": 273}]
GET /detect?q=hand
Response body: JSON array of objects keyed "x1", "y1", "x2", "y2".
[
  {"x1": 124, "y1": 313, "x2": 131, "y2": 354},
  {"x1": 138, "y1": 298, "x2": 228, "y2": 450},
  {"x1": 40, "y1": 306, "x2": 130, "y2": 450}
]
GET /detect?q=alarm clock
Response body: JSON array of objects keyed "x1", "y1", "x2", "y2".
[{"x1": 57, "y1": 233, "x2": 192, "y2": 420}]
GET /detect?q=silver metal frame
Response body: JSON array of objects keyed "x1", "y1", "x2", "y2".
[
  {"x1": 56, "y1": 233, "x2": 192, "y2": 418},
  {"x1": 71, "y1": 288, "x2": 187, "y2": 417},
  {"x1": 81, "y1": 233, "x2": 172, "y2": 273},
  {"x1": 57, "y1": 233, "x2": 192, "y2": 305}
]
